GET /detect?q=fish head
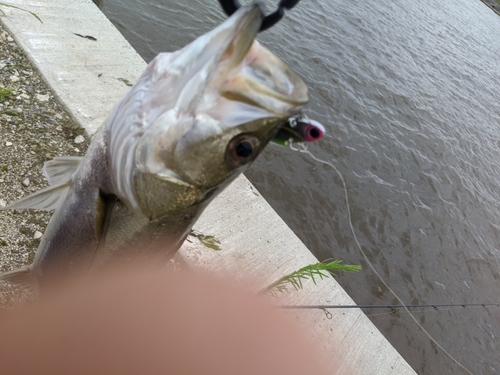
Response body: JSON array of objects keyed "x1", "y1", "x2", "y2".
[{"x1": 115, "y1": 4, "x2": 308, "y2": 220}]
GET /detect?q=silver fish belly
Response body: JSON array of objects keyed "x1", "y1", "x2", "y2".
[{"x1": 0, "y1": 4, "x2": 309, "y2": 290}]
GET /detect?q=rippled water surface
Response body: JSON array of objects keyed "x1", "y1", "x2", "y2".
[{"x1": 100, "y1": 0, "x2": 500, "y2": 373}]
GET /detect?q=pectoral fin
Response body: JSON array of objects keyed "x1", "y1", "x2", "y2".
[
  {"x1": 1, "y1": 182, "x2": 71, "y2": 211},
  {"x1": 2, "y1": 156, "x2": 83, "y2": 212},
  {"x1": 43, "y1": 156, "x2": 83, "y2": 185},
  {"x1": 0, "y1": 266, "x2": 35, "y2": 291},
  {"x1": 88, "y1": 194, "x2": 118, "y2": 269}
]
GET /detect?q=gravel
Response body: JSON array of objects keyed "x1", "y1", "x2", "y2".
[{"x1": 0, "y1": 23, "x2": 90, "y2": 307}]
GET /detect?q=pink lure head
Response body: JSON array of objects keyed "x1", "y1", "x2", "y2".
[{"x1": 296, "y1": 119, "x2": 325, "y2": 142}]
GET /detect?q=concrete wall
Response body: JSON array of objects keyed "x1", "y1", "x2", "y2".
[{"x1": 0, "y1": 1, "x2": 416, "y2": 373}]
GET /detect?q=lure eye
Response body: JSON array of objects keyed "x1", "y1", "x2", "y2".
[
  {"x1": 308, "y1": 127, "x2": 321, "y2": 139},
  {"x1": 227, "y1": 134, "x2": 260, "y2": 166}
]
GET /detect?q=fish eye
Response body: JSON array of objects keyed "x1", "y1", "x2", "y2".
[{"x1": 227, "y1": 134, "x2": 260, "y2": 167}]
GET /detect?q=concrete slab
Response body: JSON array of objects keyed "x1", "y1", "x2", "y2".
[
  {"x1": 1, "y1": 0, "x2": 145, "y2": 134},
  {"x1": 0, "y1": 1, "x2": 416, "y2": 373}
]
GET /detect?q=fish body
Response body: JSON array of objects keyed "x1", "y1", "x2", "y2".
[{"x1": 0, "y1": 4, "x2": 308, "y2": 290}]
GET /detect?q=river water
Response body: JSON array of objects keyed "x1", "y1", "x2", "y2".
[{"x1": 99, "y1": 0, "x2": 500, "y2": 373}]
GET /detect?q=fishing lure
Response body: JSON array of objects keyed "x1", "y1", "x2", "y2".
[{"x1": 272, "y1": 115, "x2": 325, "y2": 146}]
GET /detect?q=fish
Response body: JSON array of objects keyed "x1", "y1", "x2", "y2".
[{"x1": 0, "y1": 4, "x2": 309, "y2": 291}]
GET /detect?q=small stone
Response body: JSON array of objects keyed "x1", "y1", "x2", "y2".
[
  {"x1": 74, "y1": 135, "x2": 85, "y2": 144},
  {"x1": 15, "y1": 107, "x2": 22, "y2": 114},
  {"x1": 7, "y1": 36, "x2": 13, "y2": 42},
  {"x1": 17, "y1": 93, "x2": 30, "y2": 100},
  {"x1": 10, "y1": 75, "x2": 20, "y2": 82},
  {"x1": 0, "y1": 199, "x2": 6, "y2": 208},
  {"x1": 5, "y1": 141, "x2": 12, "y2": 146},
  {"x1": 56, "y1": 125, "x2": 62, "y2": 131},
  {"x1": 74, "y1": 148, "x2": 80, "y2": 153},
  {"x1": 36, "y1": 94, "x2": 50, "y2": 102},
  {"x1": 22, "y1": 178, "x2": 30, "y2": 187},
  {"x1": 33, "y1": 231, "x2": 43, "y2": 239}
]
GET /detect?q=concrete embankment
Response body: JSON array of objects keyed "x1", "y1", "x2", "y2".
[
  {"x1": 0, "y1": 1, "x2": 416, "y2": 373},
  {"x1": 479, "y1": 0, "x2": 500, "y2": 16}
]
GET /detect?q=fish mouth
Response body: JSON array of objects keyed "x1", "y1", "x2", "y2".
[
  {"x1": 173, "y1": 3, "x2": 308, "y2": 126},
  {"x1": 207, "y1": 5, "x2": 308, "y2": 121},
  {"x1": 219, "y1": 40, "x2": 309, "y2": 110}
]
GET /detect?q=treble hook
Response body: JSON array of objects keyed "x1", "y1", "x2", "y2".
[{"x1": 218, "y1": 0, "x2": 301, "y2": 31}]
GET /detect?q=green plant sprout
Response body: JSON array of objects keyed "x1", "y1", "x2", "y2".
[
  {"x1": 0, "y1": 3, "x2": 42, "y2": 23},
  {"x1": 262, "y1": 259, "x2": 361, "y2": 297},
  {"x1": 0, "y1": 87, "x2": 13, "y2": 100}
]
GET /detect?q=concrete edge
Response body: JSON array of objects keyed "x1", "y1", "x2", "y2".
[{"x1": 0, "y1": 1, "x2": 416, "y2": 373}]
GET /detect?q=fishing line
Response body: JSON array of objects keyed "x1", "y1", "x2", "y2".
[
  {"x1": 361, "y1": 304, "x2": 497, "y2": 320},
  {"x1": 289, "y1": 142, "x2": 474, "y2": 375},
  {"x1": 282, "y1": 303, "x2": 499, "y2": 320}
]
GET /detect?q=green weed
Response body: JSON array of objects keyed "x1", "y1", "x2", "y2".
[
  {"x1": 3, "y1": 109, "x2": 18, "y2": 116},
  {"x1": 263, "y1": 259, "x2": 361, "y2": 297},
  {"x1": 0, "y1": 87, "x2": 13, "y2": 100}
]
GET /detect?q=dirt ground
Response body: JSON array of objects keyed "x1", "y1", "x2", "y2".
[{"x1": 0, "y1": 23, "x2": 90, "y2": 307}]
